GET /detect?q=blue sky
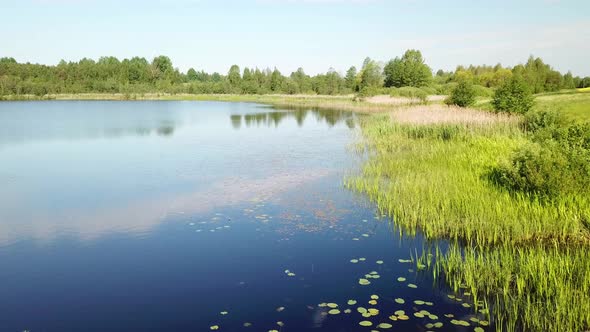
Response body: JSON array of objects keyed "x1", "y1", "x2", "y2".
[{"x1": 2, "y1": 0, "x2": 589, "y2": 76}]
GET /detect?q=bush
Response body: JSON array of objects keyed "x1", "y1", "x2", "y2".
[
  {"x1": 491, "y1": 122, "x2": 590, "y2": 197},
  {"x1": 445, "y1": 81, "x2": 476, "y2": 107},
  {"x1": 523, "y1": 108, "x2": 567, "y2": 133},
  {"x1": 491, "y1": 77, "x2": 534, "y2": 114}
]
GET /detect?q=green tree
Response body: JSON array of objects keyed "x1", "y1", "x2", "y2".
[
  {"x1": 562, "y1": 71, "x2": 575, "y2": 89},
  {"x1": 345, "y1": 66, "x2": 358, "y2": 91},
  {"x1": 228, "y1": 64, "x2": 241, "y2": 87},
  {"x1": 384, "y1": 49, "x2": 432, "y2": 87},
  {"x1": 270, "y1": 68, "x2": 283, "y2": 92},
  {"x1": 492, "y1": 77, "x2": 534, "y2": 114},
  {"x1": 359, "y1": 57, "x2": 382, "y2": 90},
  {"x1": 187, "y1": 68, "x2": 198, "y2": 81},
  {"x1": 445, "y1": 80, "x2": 476, "y2": 107}
]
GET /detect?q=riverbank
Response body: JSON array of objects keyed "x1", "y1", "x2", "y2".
[
  {"x1": 346, "y1": 102, "x2": 590, "y2": 330},
  {"x1": 0, "y1": 93, "x2": 445, "y2": 113}
]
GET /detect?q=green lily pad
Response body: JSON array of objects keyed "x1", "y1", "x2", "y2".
[
  {"x1": 328, "y1": 309, "x2": 341, "y2": 315},
  {"x1": 359, "y1": 278, "x2": 371, "y2": 286},
  {"x1": 347, "y1": 300, "x2": 357, "y2": 305},
  {"x1": 359, "y1": 321, "x2": 373, "y2": 327},
  {"x1": 377, "y1": 323, "x2": 392, "y2": 329},
  {"x1": 397, "y1": 277, "x2": 406, "y2": 282},
  {"x1": 394, "y1": 298, "x2": 405, "y2": 304},
  {"x1": 376, "y1": 260, "x2": 384, "y2": 264},
  {"x1": 408, "y1": 283, "x2": 418, "y2": 289}
]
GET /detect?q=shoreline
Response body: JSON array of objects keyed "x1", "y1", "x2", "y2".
[{"x1": 0, "y1": 93, "x2": 441, "y2": 113}]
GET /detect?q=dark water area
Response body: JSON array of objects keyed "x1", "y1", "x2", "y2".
[{"x1": 0, "y1": 101, "x2": 486, "y2": 331}]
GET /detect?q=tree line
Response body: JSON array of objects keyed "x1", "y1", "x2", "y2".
[{"x1": 1, "y1": 51, "x2": 588, "y2": 97}]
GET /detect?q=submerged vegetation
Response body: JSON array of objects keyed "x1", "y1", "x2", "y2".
[{"x1": 346, "y1": 92, "x2": 590, "y2": 330}]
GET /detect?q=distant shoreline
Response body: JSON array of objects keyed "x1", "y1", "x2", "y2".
[{"x1": 0, "y1": 93, "x2": 440, "y2": 113}]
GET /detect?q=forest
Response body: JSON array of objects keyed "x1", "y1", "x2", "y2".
[{"x1": 1, "y1": 50, "x2": 589, "y2": 97}]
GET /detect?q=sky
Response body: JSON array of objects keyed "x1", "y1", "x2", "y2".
[{"x1": 2, "y1": 0, "x2": 589, "y2": 76}]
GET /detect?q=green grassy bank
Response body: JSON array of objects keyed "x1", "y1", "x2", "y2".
[{"x1": 346, "y1": 106, "x2": 590, "y2": 330}]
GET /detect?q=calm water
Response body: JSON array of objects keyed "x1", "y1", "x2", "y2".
[{"x1": 0, "y1": 101, "x2": 484, "y2": 332}]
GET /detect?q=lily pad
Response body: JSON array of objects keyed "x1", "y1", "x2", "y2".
[
  {"x1": 368, "y1": 300, "x2": 377, "y2": 305},
  {"x1": 359, "y1": 278, "x2": 371, "y2": 286},
  {"x1": 370, "y1": 295, "x2": 379, "y2": 300},
  {"x1": 376, "y1": 260, "x2": 384, "y2": 265},
  {"x1": 450, "y1": 319, "x2": 470, "y2": 327},
  {"x1": 210, "y1": 326, "x2": 219, "y2": 330},
  {"x1": 347, "y1": 300, "x2": 357, "y2": 305},
  {"x1": 359, "y1": 321, "x2": 373, "y2": 327},
  {"x1": 350, "y1": 259, "x2": 359, "y2": 263},
  {"x1": 368, "y1": 308, "x2": 379, "y2": 316},
  {"x1": 397, "y1": 277, "x2": 407, "y2": 282},
  {"x1": 220, "y1": 311, "x2": 228, "y2": 315},
  {"x1": 394, "y1": 310, "x2": 405, "y2": 316},
  {"x1": 327, "y1": 303, "x2": 338, "y2": 308},
  {"x1": 414, "y1": 300, "x2": 425, "y2": 305},
  {"x1": 377, "y1": 323, "x2": 392, "y2": 329},
  {"x1": 408, "y1": 283, "x2": 418, "y2": 289},
  {"x1": 328, "y1": 309, "x2": 341, "y2": 315},
  {"x1": 394, "y1": 298, "x2": 405, "y2": 304}
]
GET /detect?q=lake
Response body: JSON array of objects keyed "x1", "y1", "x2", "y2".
[{"x1": 0, "y1": 101, "x2": 484, "y2": 331}]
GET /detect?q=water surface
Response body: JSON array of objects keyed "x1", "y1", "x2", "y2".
[{"x1": 0, "y1": 101, "x2": 485, "y2": 331}]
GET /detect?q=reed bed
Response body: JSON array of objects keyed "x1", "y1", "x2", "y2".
[{"x1": 346, "y1": 113, "x2": 590, "y2": 331}]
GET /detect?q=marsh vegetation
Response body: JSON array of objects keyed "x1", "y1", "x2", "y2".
[{"x1": 346, "y1": 89, "x2": 590, "y2": 331}]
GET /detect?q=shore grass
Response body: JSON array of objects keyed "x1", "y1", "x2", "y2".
[
  {"x1": 346, "y1": 109, "x2": 590, "y2": 331},
  {"x1": 0, "y1": 93, "x2": 430, "y2": 113}
]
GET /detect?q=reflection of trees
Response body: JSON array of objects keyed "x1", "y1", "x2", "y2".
[
  {"x1": 157, "y1": 125, "x2": 175, "y2": 136},
  {"x1": 230, "y1": 108, "x2": 355, "y2": 129},
  {"x1": 230, "y1": 115, "x2": 242, "y2": 129}
]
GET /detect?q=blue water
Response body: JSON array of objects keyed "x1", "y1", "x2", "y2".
[{"x1": 0, "y1": 101, "x2": 484, "y2": 331}]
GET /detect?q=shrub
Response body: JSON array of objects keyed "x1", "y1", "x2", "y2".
[
  {"x1": 491, "y1": 77, "x2": 534, "y2": 114},
  {"x1": 523, "y1": 108, "x2": 567, "y2": 133},
  {"x1": 445, "y1": 81, "x2": 476, "y2": 107},
  {"x1": 491, "y1": 122, "x2": 590, "y2": 197}
]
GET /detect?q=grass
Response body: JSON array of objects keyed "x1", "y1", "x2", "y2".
[
  {"x1": 473, "y1": 89, "x2": 590, "y2": 122},
  {"x1": 346, "y1": 107, "x2": 590, "y2": 331},
  {"x1": 534, "y1": 90, "x2": 590, "y2": 122}
]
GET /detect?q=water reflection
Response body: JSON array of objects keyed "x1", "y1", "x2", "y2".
[
  {"x1": 229, "y1": 108, "x2": 356, "y2": 129},
  {"x1": 0, "y1": 101, "x2": 357, "y2": 245}
]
